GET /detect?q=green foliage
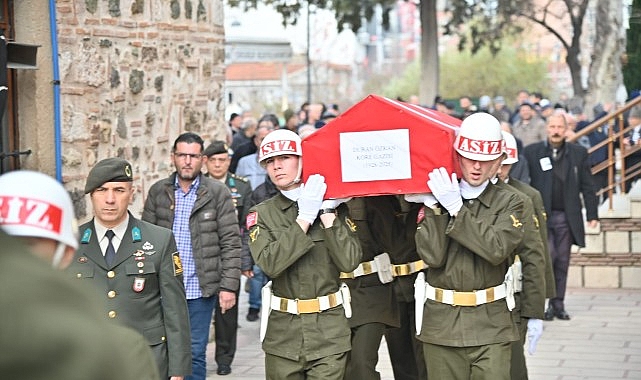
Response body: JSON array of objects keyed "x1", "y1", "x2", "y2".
[
  {"x1": 624, "y1": 0, "x2": 641, "y2": 92},
  {"x1": 444, "y1": 0, "x2": 530, "y2": 55},
  {"x1": 227, "y1": 0, "x2": 396, "y2": 32},
  {"x1": 372, "y1": 45, "x2": 550, "y2": 101}
]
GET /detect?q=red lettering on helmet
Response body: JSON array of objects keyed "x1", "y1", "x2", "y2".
[
  {"x1": 261, "y1": 140, "x2": 298, "y2": 157},
  {"x1": 506, "y1": 147, "x2": 517, "y2": 159},
  {"x1": 0, "y1": 196, "x2": 63, "y2": 233},
  {"x1": 456, "y1": 136, "x2": 502, "y2": 155}
]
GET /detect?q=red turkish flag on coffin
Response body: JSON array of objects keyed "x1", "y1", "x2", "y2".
[{"x1": 302, "y1": 94, "x2": 462, "y2": 198}]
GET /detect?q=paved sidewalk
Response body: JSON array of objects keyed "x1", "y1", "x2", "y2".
[{"x1": 207, "y1": 285, "x2": 641, "y2": 379}]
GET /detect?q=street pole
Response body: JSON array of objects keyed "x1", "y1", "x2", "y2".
[{"x1": 306, "y1": 2, "x2": 311, "y2": 103}]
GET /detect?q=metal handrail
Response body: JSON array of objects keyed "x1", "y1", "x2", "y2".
[{"x1": 566, "y1": 96, "x2": 641, "y2": 211}]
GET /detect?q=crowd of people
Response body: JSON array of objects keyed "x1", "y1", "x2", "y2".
[{"x1": 9, "y1": 88, "x2": 641, "y2": 379}]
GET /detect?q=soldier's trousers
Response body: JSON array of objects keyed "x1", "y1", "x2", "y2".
[
  {"x1": 424, "y1": 341, "x2": 512, "y2": 380},
  {"x1": 265, "y1": 352, "x2": 347, "y2": 380},
  {"x1": 344, "y1": 322, "x2": 386, "y2": 380},
  {"x1": 384, "y1": 298, "x2": 427, "y2": 380},
  {"x1": 510, "y1": 316, "x2": 529, "y2": 379}
]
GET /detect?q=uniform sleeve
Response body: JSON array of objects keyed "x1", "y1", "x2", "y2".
[
  {"x1": 321, "y1": 204, "x2": 362, "y2": 272},
  {"x1": 247, "y1": 205, "x2": 315, "y2": 278},
  {"x1": 415, "y1": 206, "x2": 451, "y2": 268},
  {"x1": 447, "y1": 193, "x2": 525, "y2": 266},
  {"x1": 516, "y1": 198, "x2": 546, "y2": 319},
  {"x1": 158, "y1": 231, "x2": 192, "y2": 376}
]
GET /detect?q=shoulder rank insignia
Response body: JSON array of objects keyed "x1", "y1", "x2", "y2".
[
  {"x1": 510, "y1": 214, "x2": 523, "y2": 228},
  {"x1": 172, "y1": 252, "x2": 183, "y2": 276},
  {"x1": 249, "y1": 226, "x2": 260, "y2": 243},
  {"x1": 81, "y1": 228, "x2": 92, "y2": 244},
  {"x1": 345, "y1": 217, "x2": 357, "y2": 232}
]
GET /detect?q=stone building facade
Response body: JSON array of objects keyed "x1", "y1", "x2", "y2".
[{"x1": 12, "y1": 0, "x2": 227, "y2": 222}]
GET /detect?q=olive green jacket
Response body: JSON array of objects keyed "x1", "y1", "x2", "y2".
[
  {"x1": 508, "y1": 177, "x2": 556, "y2": 298},
  {"x1": 248, "y1": 193, "x2": 362, "y2": 361},
  {"x1": 497, "y1": 180, "x2": 547, "y2": 320},
  {"x1": 345, "y1": 197, "x2": 400, "y2": 328},
  {"x1": 415, "y1": 182, "x2": 523, "y2": 346},
  {"x1": 68, "y1": 214, "x2": 191, "y2": 378}
]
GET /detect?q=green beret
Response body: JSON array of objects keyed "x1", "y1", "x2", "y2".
[
  {"x1": 85, "y1": 157, "x2": 133, "y2": 194},
  {"x1": 203, "y1": 141, "x2": 232, "y2": 157}
]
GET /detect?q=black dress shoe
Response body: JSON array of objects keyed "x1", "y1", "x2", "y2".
[
  {"x1": 246, "y1": 307, "x2": 259, "y2": 322},
  {"x1": 555, "y1": 309, "x2": 571, "y2": 320},
  {"x1": 217, "y1": 364, "x2": 231, "y2": 376},
  {"x1": 544, "y1": 306, "x2": 555, "y2": 321}
]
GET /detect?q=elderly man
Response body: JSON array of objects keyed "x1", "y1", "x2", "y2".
[{"x1": 68, "y1": 158, "x2": 192, "y2": 379}]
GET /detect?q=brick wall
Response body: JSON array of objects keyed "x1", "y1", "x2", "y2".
[{"x1": 56, "y1": 0, "x2": 226, "y2": 221}]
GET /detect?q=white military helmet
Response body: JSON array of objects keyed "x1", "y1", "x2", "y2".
[
  {"x1": 454, "y1": 112, "x2": 505, "y2": 161},
  {"x1": 0, "y1": 170, "x2": 79, "y2": 250},
  {"x1": 501, "y1": 131, "x2": 519, "y2": 165},
  {"x1": 258, "y1": 129, "x2": 303, "y2": 164}
]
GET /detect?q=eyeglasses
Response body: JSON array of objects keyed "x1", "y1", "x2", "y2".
[{"x1": 174, "y1": 152, "x2": 202, "y2": 160}]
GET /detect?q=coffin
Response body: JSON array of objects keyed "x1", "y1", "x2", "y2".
[{"x1": 301, "y1": 94, "x2": 462, "y2": 198}]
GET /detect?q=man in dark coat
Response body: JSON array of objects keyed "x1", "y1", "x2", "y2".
[{"x1": 524, "y1": 111, "x2": 599, "y2": 320}]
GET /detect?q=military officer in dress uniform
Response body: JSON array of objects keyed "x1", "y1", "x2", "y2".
[
  {"x1": 203, "y1": 140, "x2": 253, "y2": 376},
  {"x1": 408, "y1": 113, "x2": 524, "y2": 379},
  {"x1": 67, "y1": 158, "x2": 192, "y2": 379},
  {"x1": 247, "y1": 129, "x2": 362, "y2": 379}
]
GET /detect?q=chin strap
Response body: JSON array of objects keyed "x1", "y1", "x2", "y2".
[{"x1": 51, "y1": 242, "x2": 67, "y2": 269}]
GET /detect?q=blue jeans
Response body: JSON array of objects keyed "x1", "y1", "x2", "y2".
[
  {"x1": 185, "y1": 295, "x2": 217, "y2": 380},
  {"x1": 249, "y1": 264, "x2": 268, "y2": 310}
]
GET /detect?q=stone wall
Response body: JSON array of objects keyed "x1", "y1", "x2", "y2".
[
  {"x1": 56, "y1": 0, "x2": 226, "y2": 222},
  {"x1": 569, "y1": 217, "x2": 641, "y2": 289}
]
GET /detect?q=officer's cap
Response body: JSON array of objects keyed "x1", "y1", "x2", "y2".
[
  {"x1": 203, "y1": 141, "x2": 232, "y2": 157},
  {"x1": 85, "y1": 157, "x2": 133, "y2": 194}
]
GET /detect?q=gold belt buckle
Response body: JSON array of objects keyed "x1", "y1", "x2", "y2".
[
  {"x1": 453, "y1": 291, "x2": 477, "y2": 306},
  {"x1": 361, "y1": 261, "x2": 374, "y2": 275},
  {"x1": 339, "y1": 272, "x2": 353, "y2": 279},
  {"x1": 279, "y1": 298, "x2": 289, "y2": 312},
  {"x1": 297, "y1": 298, "x2": 320, "y2": 314}
]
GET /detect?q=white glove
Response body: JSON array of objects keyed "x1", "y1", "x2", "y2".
[
  {"x1": 297, "y1": 174, "x2": 327, "y2": 224},
  {"x1": 527, "y1": 318, "x2": 543, "y2": 355},
  {"x1": 321, "y1": 197, "x2": 353, "y2": 209},
  {"x1": 404, "y1": 193, "x2": 438, "y2": 207},
  {"x1": 427, "y1": 167, "x2": 463, "y2": 215}
]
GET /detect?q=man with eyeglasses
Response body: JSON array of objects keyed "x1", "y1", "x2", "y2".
[
  {"x1": 143, "y1": 132, "x2": 242, "y2": 380},
  {"x1": 203, "y1": 140, "x2": 253, "y2": 376}
]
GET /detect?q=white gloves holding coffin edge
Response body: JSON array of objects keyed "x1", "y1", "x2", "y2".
[
  {"x1": 427, "y1": 167, "x2": 463, "y2": 215},
  {"x1": 297, "y1": 174, "x2": 327, "y2": 224},
  {"x1": 404, "y1": 193, "x2": 438, "y2": 207}
]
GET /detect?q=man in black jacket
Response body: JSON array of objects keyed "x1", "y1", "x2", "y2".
[{"x1": 524, "y1": 111, "x2": 599, "y2": 321}]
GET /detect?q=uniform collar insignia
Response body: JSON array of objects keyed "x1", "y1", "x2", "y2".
[
  {"x1": 81, "y1": 228, "x2": 92, "y2": 244},
  {"x1": 132, "y1": 226, "x2": 142, "y2": 242}
]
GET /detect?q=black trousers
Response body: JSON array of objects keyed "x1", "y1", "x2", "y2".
[
  {"x1": 548, "y1": 211, "x2": 573, "y2": 311},
  {"x1": 214, "y1": 290, "x2": 239, "y2": 366}
]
